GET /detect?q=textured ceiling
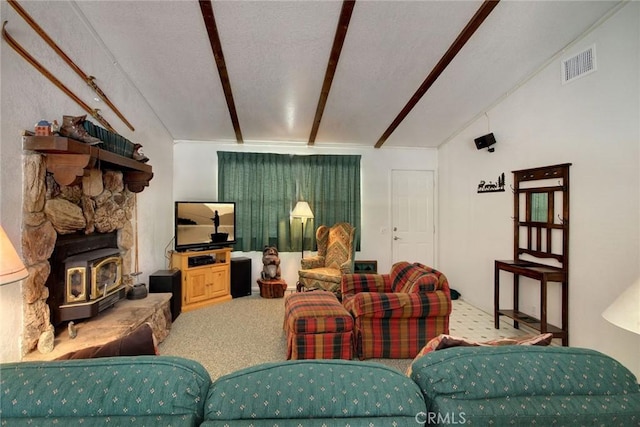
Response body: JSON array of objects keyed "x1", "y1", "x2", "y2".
[{"x1": 4, "y1": 0, "x2": 622, "y2": 149}]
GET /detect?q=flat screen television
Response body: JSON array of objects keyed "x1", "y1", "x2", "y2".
[{"x1": 174, "y1": 201, "x2": 236, "y2": 252}]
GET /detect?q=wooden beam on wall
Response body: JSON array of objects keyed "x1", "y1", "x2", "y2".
[
  {"x1": 199, "y1": 0, "x2": 243, "y2": 143},
  {"x1": 308, "y1": 0, "x2": 356, "y2": 145},
  {"x1": 374, "y1": 0, "x2": 500, "y2": 148}
]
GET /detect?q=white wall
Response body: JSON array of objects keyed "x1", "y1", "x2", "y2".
[
  {"x1": 439, "y1": 3, "x2": 639, "y2": 376},
  {"x1": 173, "y1": 141, "x2": 438, "y2": 288},
  {"x1": 0, "y1": 1, "x2": 175, "y2": 362}
]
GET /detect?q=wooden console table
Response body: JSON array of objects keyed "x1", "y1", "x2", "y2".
[
  {"x1": 494, "y1": 163, "x2": 571, "y2": 346},
  {"x1": 494, "y1": 260, "x2": 568, "y2": 345}
]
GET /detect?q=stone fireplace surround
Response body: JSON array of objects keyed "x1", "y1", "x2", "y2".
[{"x1": 20, "y1": 153, "x2": 138, "y2": 356}]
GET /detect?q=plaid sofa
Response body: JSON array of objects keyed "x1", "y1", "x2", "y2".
[{"x1": 342, "y1": 262, "x2": 452, "y2": 359}]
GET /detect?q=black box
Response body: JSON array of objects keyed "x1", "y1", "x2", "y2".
[
  {"x1": 231, "y1": 257, "x2": 251, "y2": 298},
  {"x1": 149, "y1": 269, "x2": 181, "y2": 321}
]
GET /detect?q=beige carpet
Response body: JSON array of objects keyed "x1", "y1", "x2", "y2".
[{"x1": 158, "y1": 294, "x2": 527, "y2": 381}]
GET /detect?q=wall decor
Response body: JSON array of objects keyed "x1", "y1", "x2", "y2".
[{"x1": 477, "y1": 173, "x2": 505, "y2": 193}]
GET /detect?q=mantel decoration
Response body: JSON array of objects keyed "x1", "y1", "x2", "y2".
[{"x1": 477, "y1": 173, "x2": 506, "y2": 193}]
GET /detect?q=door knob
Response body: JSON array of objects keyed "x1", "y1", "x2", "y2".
[{"x1": 393, "y1": 236, "x2": 401, "y2": 240}]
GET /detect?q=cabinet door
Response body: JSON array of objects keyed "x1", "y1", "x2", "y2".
[
  {"x1": 185, "y1": 269, "x2": 211, "y2": 305},
  {"x1": 209, "y1": 267, "x2": 228, "y2": 298}
]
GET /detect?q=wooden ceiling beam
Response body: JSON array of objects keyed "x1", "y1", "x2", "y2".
[
  {"x1": 199, "y1": 0, "x2": 243, "y2": 143},
  {"x1": 374, "y1": 0, "x2": 500, "y2": 148},
  {"x1": 308, "y1": 0, "x2": 356, "y2": 145}
]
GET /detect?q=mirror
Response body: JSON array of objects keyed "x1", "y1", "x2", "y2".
[{"x1": 530, "y1": 192, "x2": 548, "y2": 222}]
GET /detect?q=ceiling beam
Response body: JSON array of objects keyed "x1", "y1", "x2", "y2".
[
  {"x1": 199, "y1": 0, "x2": 243, "y2": 143},
  {"x1": 374, "y1": 0, "x2": 500, "y2": 148},
  {"x1": 308, "y1": 0, "x2": 356, "y2": 145}
]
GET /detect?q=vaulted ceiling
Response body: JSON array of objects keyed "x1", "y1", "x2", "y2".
[{"x1": 5, "y1": 0, "x2": 622, "y2": 149}]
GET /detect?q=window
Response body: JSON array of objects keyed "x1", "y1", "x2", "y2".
[{"x1": 218, "y1": 152, "x2": 361, "y2": 252}]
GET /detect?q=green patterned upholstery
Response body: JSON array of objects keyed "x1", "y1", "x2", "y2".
[
  {"x1": 203, "y1": 359, "x2": 426, "y2": 426},
  {"x1": 409, "y1": 346, "x2": 640, "y2": 426},
  {"x1": 298, "y1": 222, "x2": 355, "y2": 294},
  {"x1": 0, "y1": 356, "x2": 211, "y2": 426}
]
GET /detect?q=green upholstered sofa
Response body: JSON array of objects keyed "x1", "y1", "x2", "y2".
[
  {"x1": 2, "y1": 347, "x2": 639, "y2": 426},
  {"x1": 409, "y1": 345, "x2": 640, "y2": 426}
]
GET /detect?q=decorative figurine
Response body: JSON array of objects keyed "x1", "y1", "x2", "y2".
[
  {"x1": 132, "y1": 143, "x2": 149, "y2": 163},
  {"x1": 68, "y1": 321, "x2": 77, "y2": 339},
  {"x1": 261, "y1": 246, "x2": 282, "y2": 280},
  {"x1": 34, "y1": 120, "x2": 52, "y2": 136}
]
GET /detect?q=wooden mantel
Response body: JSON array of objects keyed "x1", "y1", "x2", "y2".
[{"x1": 23, "y1": 135, "x2": 153, "y2": 193}]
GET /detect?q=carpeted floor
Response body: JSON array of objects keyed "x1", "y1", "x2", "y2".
[{"x1": 158, "y1": 293, "x2": 529, "y2": 381}]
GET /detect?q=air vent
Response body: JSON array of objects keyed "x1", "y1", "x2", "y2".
[{"x1": 562, "y1": 45, "x2": 596, "y2": 84}]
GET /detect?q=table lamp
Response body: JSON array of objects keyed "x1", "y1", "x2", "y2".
[
  {"x1": 0, "y1": 225, "x2": 28, "y2": 285},
  {"x1": 602, "y1": 278, "x2": 640, "y2": 335}
]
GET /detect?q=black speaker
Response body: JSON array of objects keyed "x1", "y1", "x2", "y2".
[
  {"x1": 149, "y1": 269, "x2": 181, "y2": 321},
  {"x1": 474, "y1": 133, "x2": 496, "y2": 152},
  {"x1": 231, "y1": 257, "x2": 251, "y2": 298}
]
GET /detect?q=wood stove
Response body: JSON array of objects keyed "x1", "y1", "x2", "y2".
[{"x1": 47, "y1": 232, "x2": 126, "y2": 325}]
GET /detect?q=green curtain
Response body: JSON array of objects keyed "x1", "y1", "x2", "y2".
[{"x1": 218, "y1": 151, "x2": 361, "y2": 252}]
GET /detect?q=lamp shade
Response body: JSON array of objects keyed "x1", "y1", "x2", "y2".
[
  {"x1": 0, "y1": 225, "x2": 28, "y2": 285},
  {"x1": 602, "y1": 278, "x2": 640, "y2": 335},
  {"x1": 292, "y1": 201, "x2": 314, "y2": 220}
]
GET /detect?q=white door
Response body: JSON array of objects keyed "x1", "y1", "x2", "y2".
[{"x1": 391, "y1": 170, "x2": 435, "y2": 266}]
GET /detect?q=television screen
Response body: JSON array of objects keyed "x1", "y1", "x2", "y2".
[{"x1": 175, "y1": 201, "x2": 236, "y2": 252}]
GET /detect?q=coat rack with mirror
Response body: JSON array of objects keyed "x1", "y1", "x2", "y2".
[{"x1": 495, "y1": 163, "x2": 571, "y2": 345}]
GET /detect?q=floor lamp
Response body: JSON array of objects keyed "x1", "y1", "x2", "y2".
[
  {"x1": 292, "y1": 201, "x2": 314, "y2": 258},
  {"x1": 0, "y1": 225, "x2": 28, "y2": 286}
]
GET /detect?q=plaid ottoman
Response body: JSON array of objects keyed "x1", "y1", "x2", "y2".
[{"x1": 283, "y1": 291, "x2": 354, "y2": 360}]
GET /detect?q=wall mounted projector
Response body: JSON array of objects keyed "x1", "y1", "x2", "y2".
[{"x1": 474, "y1": 133, "x2": 496, "y2": 152}]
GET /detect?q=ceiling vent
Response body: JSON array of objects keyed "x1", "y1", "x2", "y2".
[{"x1": 562, "y1": 45, "x2": 596, "y2": 85}]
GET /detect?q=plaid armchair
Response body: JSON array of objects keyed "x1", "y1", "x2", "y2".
[
  {"x1": 297, "y1": 222, "x2": 356, "y2": 294},
  {"x1": 341, "y1": 262, "x2": 452, "y2": 359}
]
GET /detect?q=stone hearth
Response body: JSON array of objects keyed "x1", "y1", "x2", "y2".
[
  {"x1": 19, "y1": 153, "x2": 160, "y2": 357},
  {"x1": 22, "y1": 293, "x2": 172, "y2": 361}
]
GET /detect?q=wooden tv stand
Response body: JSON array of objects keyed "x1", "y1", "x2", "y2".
[{"x1": 171, "y1": 248, "x2": 232, "y2": 311}]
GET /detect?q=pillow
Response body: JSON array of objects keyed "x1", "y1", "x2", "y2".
[
  {"x1": 405, "y1": 272, "x2": 440, "y2": 293},
  {"x1": 390, "y1": 262, "x2": 425, "y2": 293},
  {"x1": 406, "y1": 333, "x2": 553, "y2": 376},
  {"x1": 56, "y1": 322, "x2": 158, "y2": 360}
]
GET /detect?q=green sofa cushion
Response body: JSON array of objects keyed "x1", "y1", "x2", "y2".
[
  {"x1": 204, "y1": 360, "x2": 426, "y2": 425},
  {"x1": 410, "y1": 346, "x2": 640, "y2": 400},
  {"x1": 410, "y1": 346, "x2": 640, "y2": 426},
  {"x1": 0, "y1": 356, "x2": 211, "y2": 424}
]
